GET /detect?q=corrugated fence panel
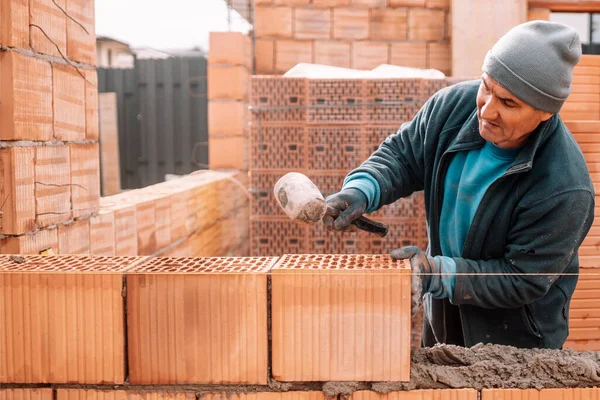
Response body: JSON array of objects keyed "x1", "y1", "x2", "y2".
[{"x1": 97, "y1": 56, "x2": 208, "y2": 190}]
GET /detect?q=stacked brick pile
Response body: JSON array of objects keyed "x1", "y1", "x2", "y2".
[
  {"x1": 0, "y1": 0, "x2": 100, "y2": 255},
  {"x1": 560, "y1": 56, "x2": 600, "y2": 120},
  {"x1": 253, "y1": 0, "x2": 450, "y2": 75},
  {"x1": 208, "y1": 32, "x2": 252, "y2": 170},
  {"x1": 249, "y1": 76, "x2": 452, "y2": 257}
]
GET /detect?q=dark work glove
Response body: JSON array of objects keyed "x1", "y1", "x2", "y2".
[
  {"x1": 322, "y1": 188, "x2": 368, "y2": 233},
  {"x1": 391, "y1": 246, "x2": 435, "y2": 317}
]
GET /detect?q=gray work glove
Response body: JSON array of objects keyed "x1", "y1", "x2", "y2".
[
  {"x1": 391, "y1": 246, "x2": 434, "y2": 317},
  {"x1": 322, "y1": 188, "x2": 368, "y2": 233}
]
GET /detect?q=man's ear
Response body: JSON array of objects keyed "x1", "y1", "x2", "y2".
[{"x1": 540, "y1": 111, "x2": 554, "y2": 122}]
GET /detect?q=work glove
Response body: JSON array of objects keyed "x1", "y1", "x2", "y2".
[
  {"x1": 391, "y1": 246, "x2": 434, "y2": 317},
  {"x1": 322, "y1": 188, "x2": 368, "y2": 233}
]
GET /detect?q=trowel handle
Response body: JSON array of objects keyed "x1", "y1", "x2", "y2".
[{"x1": 353, "y1": 216, "x2": 388, "y2": 238}]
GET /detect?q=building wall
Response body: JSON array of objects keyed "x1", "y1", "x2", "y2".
[
  {"x1": 253, "y1": 0, "x2": 452, "y2": 75},
  {"x1": 96, "y1": 40, "x2": 134, "y2": 68}
]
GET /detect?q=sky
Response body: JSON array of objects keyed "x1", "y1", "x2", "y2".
[{"x1": 95, "y1": 0, "x2": 251, "y2": 51}]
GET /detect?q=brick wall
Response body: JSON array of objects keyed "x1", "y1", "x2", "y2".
[
  {"x1": 254, "y1": 0, "x2": 451, "y2": 75},
  {"x1": 0, "y1": 0, "x2": 100, "y2": 254}
]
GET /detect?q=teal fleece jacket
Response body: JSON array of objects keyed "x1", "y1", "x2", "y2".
[{"x1": 344, "y1": 79, "x2": 594, "y2": 349}]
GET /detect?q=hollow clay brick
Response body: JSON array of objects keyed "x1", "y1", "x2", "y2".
[
  {"x1": 58, "y1": 390, "x2": 196, "y2": 400},
  {"x1": 391, "y1": 42, "x2": 427, "y2": 69},
  {"x1": 208, "y1": 32, "x2": 252, "y2": 68},
  {"x1": 294, "y1": 8, "x2": 331, "y2": 39},
  {"x1": 209, "y1": 136, "x2": 248, "y2": 170},
  {"x1": 0, "y1": 52, "x2": 53, "y2": 141},
  {"x1": 85, "y1": 70, "x2": 99, "y2": 140},
  {"x1": 208, "y1": 101, "x2": 249, "y2": 136},
  {"x1": 89, "y1": 209, "x2": 116, "y2": 256},
  {"x1": 1, "y1": 228, "x2": 58, "y2": 254},
  {"x1": 0, "y1": 0, "x2": 29, "y2": 48},
  {"x1": 53, "y1": 64, "x2": 86, "y2": 141},
  {"x1": 155, "y1": 196, "x2": 172, "y2": 251},
  {"x1": 58, "y1": 219, "x2": 90, "y2": 254},
  {"x1": 352, "y1": 42, "x2": 389, "y2": 70},
  {"x1": 333, "y1": 8, "x2": 370, "y2": 40},
  {"x1": 275, "y1": 40, "x2": 314, "y2": 72},
  {"x1": 208, "y1": 65, "x2": 250, "y2": 101},
  {"x1": 481, "y1": 388, "x2": 600, "y2": 399},
  {"x1": 70, "y1": 143, "x2": 100, "y2": 218},
  {"x1": 256, "y1": 39, "x2": 275, "y2": 72},
  {"x1": 315, "y1": 41, "x2": 351, "y2": 68},
  {"x1": 201, "y1": 393, "x2": 328, "y2": 400},
  {"x1": 428, "y1": 42, "x2": 451, "y2": 74},
  {"x1": 126, "y1": 257, "x2": 276, "y2": 384},
  {"x1": 271, "y1": 254, "x2": 412, "y2": 381},
  {"x1": 408, "y1": 8, "x2": 446, "y2": 41},
  {"x1": 255, "y1": 6, "x2": 293, "y2": 38},
  {"x1": 98, "y1": 92, "x2": 121, "y2": 195},
  {"x1": 66, "y1": 0, "x2": 96, "y2": 65},
  {"x1": 0, "y1": 147, "x2": 35, "y2": 235},
  {"x1": 351, "y1": 390, "x2": 478, "y2": 400},
  {"x1": 390, "y1": 0, "x2": 425, "y2": 6},
  {"x1": 0, "y1": 389, "x2": 53, "y2": 400},
  {"x1": 133, "y1": 197, "x2": 157, "y2": 255},
  {"x1": 371, "y1": 9, "x2": 408, "y2": 41},
  {"x1": 0, "y1": 255, "x2": 139, "y2": 383},
  {"x1": 30, "y1": 0, "x2": 67, "y2": 57},
  {"x1": 35, "y1": 145, "x2": 72, "y2": 228}
]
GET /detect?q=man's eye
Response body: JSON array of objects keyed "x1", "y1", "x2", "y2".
[{"x1": 503, "y1": 100, "x2": 515, "y2": 108}]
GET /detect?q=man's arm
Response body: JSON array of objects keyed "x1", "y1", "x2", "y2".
[{"x1": 450, "y1": 189, "x2": 594, "y2": 308}]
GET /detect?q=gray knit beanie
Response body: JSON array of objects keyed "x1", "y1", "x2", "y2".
[{"x1": 482, "y1": 20, "x2": 581, "y2": 113}]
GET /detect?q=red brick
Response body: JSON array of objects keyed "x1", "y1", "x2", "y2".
[
  {"x1": 391, "y1": 42, "x2": 427, "y2": 68},
  {"x1": 134, "y1": 197, "x2": 157, "y2": 255},
  {"x1": 66, "y1": 0, "x2": 96, "y2": 65},
  {"x1": 201, "y1": 393, "x2": 328, "y2": 400},
  {"x1": 390, "y1": 0, "x2": 425, "y2": 6},
  {"x1": 294, "y1": 8, "x2": 331, "y2": 39},
  {"x1": 34, "y1": 145, "x2": 71, "y2": 228},
  {"x1": 155, "y1": 196, "x2": 172, "y2": 251},
  {"x1": 255, "y1": 6, "x2": 293, "y2": 38},
  {"x1": 85, "y1": 69, "x2": 99, "y2": 140},
  {"x1": 313, "y1": 0, "x2": 348, "y2": 5},
  {"x1": 30, "y1": 0, "x2": 67, "y2": 57},
  {"x1": 408, "y1": 8, "x2": 445, "y2": 40},
  {"x1": 0, "y1": 52, "x2": 53, "y2": 141},
  {"x1": 528, "y1": 8, "x2": 550, "y2": 21},
  {"x1": 70, "y1": 143, "x2": 100, "y2": 218},
  {"x1": 0, "y1": 0, "x2": 29, "y2": 48},
  {"x1": 57, "y1": 390, "x2": 196, "y2": 400},
  {"x1": 256, "y1": 39, "x2": 275, "y2": 72},
  {"x1": 481, "y1": 388, "x2": 600, "y2": 399},
  {"x1": 353, "y1": 42, "x2": 389, "y2": 70},
  {"x1": 0, "y1": 147, "x2": 35, "y2": 235},
  {"x1": 113, "y1": 204, "x2": 138, "y2": 256},
  {"x1": 273, "y1": 0, "x2": 310, "y2": 4},
  {"x1": 428, "y1": 42, "x2": 451, "y2": 74},
  {"x1": 271, "y1": 254, "x2": 412, "y2": 381},
  {"x1": 0, "y1": 389, "x2": 53, "y2": 400},
  {"x1": 315, "y1": 41, "x2": 351, "y2": 68},
  {"x1": 98, "y1": 93, "x2": 121, "y2": 196},
  {"x1": 208, "y1": 65, "x2": 250, "y2": 101},
  {"x1": 208, "y1": 101, "x2": 249, "y2": 136},
  {"x1": 333, "y1": 8, "x2": 369, "y2": 39},
  {"x1": 1, "y1": 228, "x2": 58, "y2": 254},
  {"x1": 53, "y1": 64, "x2": 86, "y2": 141},
  {"x1": 275, "y1": 40, "x2": 313, "y2": 72},
  {"x1": 209, "y1": 136, "x2": 248, "y2": 170},
  {"x1": 58, "y1": 219, "x2": 90, "y2": 254},
  {"x1": 351, "y1": 390, "x2": 478, "y2": 400},
  {"x1": 126, "y1": 257, "x2": 275, "y2": 384},
  {"x1": 0, "y1": 256, "x2": 129, "y2": 383},
  {"x1": 426, "y1": 0, "x2": 449, "y2": 7},
  {"x1": 371, "y1": 9, "x2": 408, "y2": 41},
  {"x1": 90, "y1": 209, "x2": 116, "y2": 256},
  {"x1": 352, "y1": 0, "x2": 386, "y2": 6},
  {"x1": 209, "y1": 32, "x2": 252, "y2": 68}
]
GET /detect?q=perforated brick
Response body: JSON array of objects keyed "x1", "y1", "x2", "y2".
[
  {"x1": 201, "y1": 393, "x2": 327, "y2": 400},
  {"x1": 90, "y1": 209, "x2": 116, "y2": 256},
  {"x1": 0, "y1": 254, "x2": 144, "y2": 272},
  {"x1": 308, "y1": 222, "x2": 359, "y2": 254},
  {"x1": 30, "y1": 0, "x2": 67, "y2": 57},
  {"x1": 70, "y1": 143, "x2": 100, "y2": 218},
  {"x1": 53, "y1": 64, "x2": 86, "y2": 141},
  {"x1": 0, "y1": 147, "x2": 35, "y2": 235},
  {"x1": 307, "y1": 79, "x2": 366, "y2": 124},
  {"x1": 271, "y1": 254, "x2": 411, "y2": 381},
  {"x1": 58, "y1": 219, "x2": 90, "y2": 254},
  {"x1": 0, "y1": 389, "x2": 53, "y2": 400},
  {"x1": 35, "y1": 145, "x2": 72, "y2": 228},
  {"x1": 365, "y1": 79, "x2": 423, "y2": 124},
  {"x1": 1, "y1": 228, "x2": 58, "y2": 255},
  {"x1": 250, "y1": 172, "x2": 287, "y2": 217},
  {"x1": 308, "y1": 172, "x2": 345, "y2": 200},
  {"x1": 58, "y1": 390, "x2": 195, "y2": 400},
  {"x1": 250, "y1": 218, "x2": 307, "y2": 256},
  {"x1": 307, "y1": 126, "x2": 367, "y2": 171},
  {"x1": 364, "y1": 125, "x2": 399, "y2": 154},
  {"x1": 369, "y1": 192, "x2": 427, "y2": 219},
  {"x1": 358, "y1": 218, "x2": 428, "y2": 254},
  {"x1": 423, "y1": 78, "x2": 448, "y2": 98},
  {"x1": 351, "y1": 390, "x2": 477, "y2": 400},
  {"x1": 251, "y1": 77, "x2": 307, "y2": 123},
  {"x1": 251, "y1": 124, "x2": 306, "y2": 170},
  {"x1": 126, "y1": 257, "x2": 273, "y2": 384}
]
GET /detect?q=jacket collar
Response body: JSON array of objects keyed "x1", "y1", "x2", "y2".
[{"x1": 447, "y1": 107, "x2": 559, "y2": 173}]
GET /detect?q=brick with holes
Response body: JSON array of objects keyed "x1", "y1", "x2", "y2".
[
  {"x1": 89, "y1": 209, "x2": 116, "y2": 256},
  {"x1": 35, "y1": 145, "x2": 72, "y2": 228},
  {"x1": 306, "y1": 79, "x2": 366, "y2": 124},
  {"x1": 307, "y1": 125, "x2": 368, "y2": 171},
  {"x1": 250, "y1": 171, "x2": 288, "y2": 217},
  {"x1": 57, "y1": 390, "x2": 196, "y2": 400},
  {"x1": 365, "y1": 79, "x2": 423, "y2": 125},
  {"x1": 271, "y1": 254, "x2": 412, "y2": 381},
  {"x1": 58, "y1": 219, "x2": 90, "y2": 254},
  {"x1": 30, "y1": 0, "x2": 67, "y2": 57},
  {"x1": 0, "y1": 254, "x2": 144, "y2": 383},
  {"x1": 126, "y1": 256, "x2": 276, "y2": 384},
  {"x1": 1, "y1": 228, "x2": 58, "y2": 254},
  {"x1": 100, "y1": 198, "x2": 138, "y2": 256},
  {"x1": 200, "y1": 393, "x2": 327, "y2": 400},
  {"x1": 358, "y1": 218, "x2": 428, "y2": 254},
  {"x1": 350, "y1": 390, "x2": 477, "y2": 400},
  {"x1": 0, "y1": 389, "x2": 53, "y2": 400},
  {"x1": 0, "y1": 147, "x2": 35, "y2": 235},
  {"x1": 70, "y1": 143, "x2": 100, "y2": 219},
  {"x1": 251, "y1": 77, "x2": 307, "y2": 123},
  {"x1": 250, "y1": 124, "x2": 306, "y2": 170},
  {"x1": 0, "y1": 52, "x2": 53, "y2": 141},
  {"x1": 250, "y1": 218, "x2": 308, "y2": 256}
]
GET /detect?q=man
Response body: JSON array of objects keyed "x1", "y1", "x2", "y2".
[{"x1": 323, "y1": 21, "x2": 595, "y2": 349}]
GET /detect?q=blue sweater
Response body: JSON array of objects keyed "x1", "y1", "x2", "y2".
[{"x1": 343, "y1": 141, "x2": 518, "y2": 301}]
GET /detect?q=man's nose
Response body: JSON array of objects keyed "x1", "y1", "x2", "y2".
[{"x1": 480, "y1": 96, "x2": 498, "y2": 121}]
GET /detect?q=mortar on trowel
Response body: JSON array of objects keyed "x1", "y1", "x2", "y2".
[{"x1": 273, "y1": 172, "x2": 388, "y2": 237}]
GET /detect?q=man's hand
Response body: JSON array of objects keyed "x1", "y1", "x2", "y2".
[
  {"x1": 391, "y1": 246, "x2": 434, "y2": 317},
  {"x1": 322, "y1": 189, "x2": 368, "y2": 232}
]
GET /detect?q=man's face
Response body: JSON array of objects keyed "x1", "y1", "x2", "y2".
[{"x1": 476, "y1": 73, "x2": 553, "y2": 149}]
